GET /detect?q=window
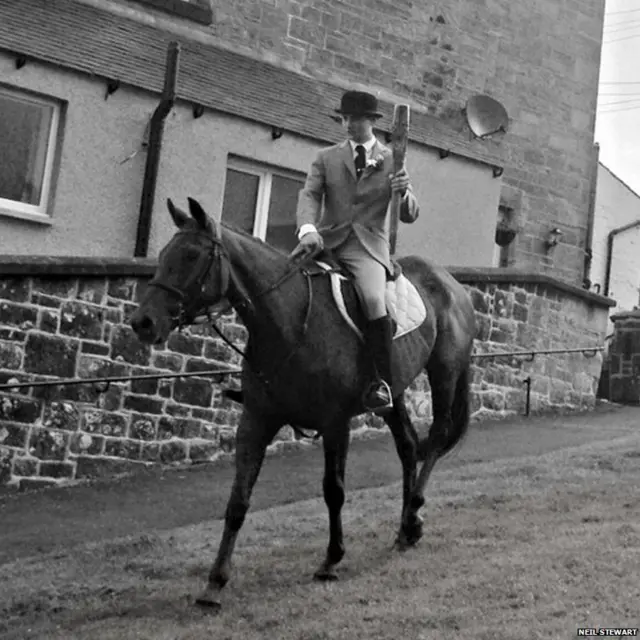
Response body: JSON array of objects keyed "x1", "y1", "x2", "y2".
[
  {"x1": 0, "y1": 87, "x2": 61, "y2": 219},
  {"x1": 221, "y1": 158, "x2": 306, "y2": 254},
  {"x1": 130, "y1": 0, "x2": 213, "y2": 24}
]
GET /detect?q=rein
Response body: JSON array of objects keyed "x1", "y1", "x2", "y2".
[{"x1": 147, "y1": 227, "x2": 319, "y2": 437}]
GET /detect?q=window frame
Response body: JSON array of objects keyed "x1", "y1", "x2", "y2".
[
  {"x1": 224, "y1": 156, "x2": 306, "y2": 243},
  {"x1": 0, "y1": 85, "x2": 62, "y2": 221}
]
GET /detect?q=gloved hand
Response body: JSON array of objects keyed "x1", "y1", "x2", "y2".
[{"x1": 290, "y1": 231, "x2": 324, "y2": 260}]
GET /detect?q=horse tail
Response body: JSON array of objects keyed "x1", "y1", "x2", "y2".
[{"x1": 439, "y1": 364, "x2": 471, "y2": 458}]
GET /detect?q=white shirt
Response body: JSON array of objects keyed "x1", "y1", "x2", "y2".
[
  {"x1": 298, "y1": 137, "x2": 378, "y2": 239},
  {"x1": 348, "y1": 136, "x2": 377, "y2": 162}
]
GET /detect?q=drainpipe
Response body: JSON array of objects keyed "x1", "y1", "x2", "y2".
[
  {"x1": 134, "y1": 41, "x2": 181, "y2": 257},
  {"x1": 583, "y1": 143, "x2": 599, "y2": 288},
  {"x1": 604, "y1": 218, "x2": 640, "y2": 297}
]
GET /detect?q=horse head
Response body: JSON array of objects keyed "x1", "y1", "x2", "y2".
[{"x1": 131, "y1": 198, "x2": 230, "y2": 345}]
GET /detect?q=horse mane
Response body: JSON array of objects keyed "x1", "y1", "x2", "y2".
[{"x1": 219, "y1": 220, "x2": 291, "y2": 260}]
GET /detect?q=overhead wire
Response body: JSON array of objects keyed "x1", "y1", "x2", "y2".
[
  {"x1": 598, "y1": 97, "x2": 640, "y2": 105},
  {"x1": 597, "y1": 103, "x2": 640, "y2": 114},
  {"x1": 605, "y1": 8, "x2": 640, "y2": 15},
  {"x1": 604, "y1": 25, "x2": 640, "y2": 36},
  {"x1": 602, "y1": 7, "x2": 640, "y2": 40},
  {"x1": 603, "y1": 30, "x2": 640, "y2": 43},
  {"x1": 604, "y1": 18, "x2": 640, "y2": 29},
  {"x1": 598, "y1": 9, "x2": 640, "y2": 114}
]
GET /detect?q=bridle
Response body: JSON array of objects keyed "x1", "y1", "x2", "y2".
[{"x1": 147, "y1": 229, "x2": 231, "y2": 331}]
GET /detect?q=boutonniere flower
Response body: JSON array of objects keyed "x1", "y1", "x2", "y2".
[{"x1": 365, "y1": 154, "x2": 385, "y2": 172}]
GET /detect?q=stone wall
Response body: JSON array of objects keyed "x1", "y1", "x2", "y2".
[
  {"x1": 0, "y1": 259, "x2": 613, "y2": 488},
  {"x1": 450, "y1": 269, "x2": 612, "y2": 420},
  {"x1": 602, "y1": 309, "x2": 640, "y2": 405}
]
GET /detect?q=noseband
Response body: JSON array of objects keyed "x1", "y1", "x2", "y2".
[{"x1": 147, "y1": 230, "x2": 231, "y2": 330}]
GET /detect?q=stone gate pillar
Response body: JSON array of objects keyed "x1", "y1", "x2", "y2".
[{"x1": 607, "y1": 309, "x2": 640, "y2": 405}]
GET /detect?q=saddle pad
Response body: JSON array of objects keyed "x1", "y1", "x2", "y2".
[{"x1": 315, "y1": 261, "x2": 427, "y2": 341}]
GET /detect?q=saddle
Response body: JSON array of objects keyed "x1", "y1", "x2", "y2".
[{"x1": 306, "y1": 251, "x2": 427, "y2": 342}]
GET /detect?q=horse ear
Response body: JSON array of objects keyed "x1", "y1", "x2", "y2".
[
  {"x1": 187, "y1": 197, "x2": 214, "y2": 234},
  {"x1": 167, "y1": 199, "x2": 190, "y2": 228}
]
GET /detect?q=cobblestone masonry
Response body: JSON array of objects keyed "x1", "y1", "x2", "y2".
[{"x1": 0, "y1": 268, "x2": 612, "y2": 488}]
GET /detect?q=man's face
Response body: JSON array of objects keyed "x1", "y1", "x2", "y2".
[{"x1": 341, "y1": 115, "x2": 375, "y2": 143}]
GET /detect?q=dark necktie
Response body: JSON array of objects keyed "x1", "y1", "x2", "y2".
[{"x1": 355, "y1": 144, "x2": 366, "y2": 178}]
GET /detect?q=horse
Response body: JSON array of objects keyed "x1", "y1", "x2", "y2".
[{"x1": 130, "y1": 197, "x2": 476, "y2": 610}]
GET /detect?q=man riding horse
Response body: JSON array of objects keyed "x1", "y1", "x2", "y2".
[
  {"x1": 291, "y1": 90, "x2": 420, "y2": 414},
  {"x1": 130, "y1": 90, "x2": 475, "y2": 603}
]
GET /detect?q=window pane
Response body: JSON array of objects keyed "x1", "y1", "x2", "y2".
[
  {"x1": 0, "y1": 93, "x2": 53, "y2": 206},
  {"x1": 266, "y1": 174, "x2": 304, "y2": 253},
  {"x1": 221, "y1": 168, "x2": 259, "y2": 233}
]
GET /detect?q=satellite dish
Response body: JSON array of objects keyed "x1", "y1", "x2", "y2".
[{"x1": 464, "y1": 94, "x2": 509, "y2": 139}]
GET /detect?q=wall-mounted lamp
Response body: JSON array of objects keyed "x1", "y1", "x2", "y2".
[
  {"x1": 438, "y1": 148, "x2": 450, "y2": 159},
  {"x1": 192, "y1": 104, "x2": 205, "y2": 119},
  {"x1": 545, "y1": 227, "x2": 564, "y2": 251},
  {"x1": 15, "y1": 53, "x2": 27, "y2": 70},
  {"x1": 271, "y1": 126, "x2": 284, "y2": 140}
]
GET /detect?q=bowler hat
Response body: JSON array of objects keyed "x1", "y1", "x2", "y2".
[{"x1": 334, "y1": 90, "x2": 383, "y2": 119}]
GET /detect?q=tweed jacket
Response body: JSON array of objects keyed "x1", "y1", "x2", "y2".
[{"x1": 295, "y1": 138, "x2": 420, "y2": 274}]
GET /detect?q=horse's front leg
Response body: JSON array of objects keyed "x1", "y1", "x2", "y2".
[
  {"x1": 314, "y1": 422, "x2": 350, "y2": 581},
  {"x1": 385, "y1": 397, "x2": 423, "y2": 549},
  {"x1": 196, "y1": 410, "x2": 281, "y2": 610}
]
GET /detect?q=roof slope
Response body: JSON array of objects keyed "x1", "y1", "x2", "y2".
[
  {"x1": 598, "y1": 162, "x2": 640, "y2": 201},
  {"x1": 0, "y1": 0, "x2": 504, "y2": 167}
]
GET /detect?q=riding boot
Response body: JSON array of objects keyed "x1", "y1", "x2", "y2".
[{"x1": 362, "y1": 315, "x2": 394, "y2": 414}]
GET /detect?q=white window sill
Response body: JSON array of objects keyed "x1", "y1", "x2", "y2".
[{"x1": 0, "y1": 207, "x2": 53, "y2": 226}]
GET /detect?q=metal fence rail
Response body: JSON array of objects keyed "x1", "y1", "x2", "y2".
[
  {"x1": 0, "y1": 368, "x2": 242, "y2": 393},
  {"x1": 470, "y1": 345, "x2": 604, "y2": 415},
  {"x1": 470, "y1": 346, "x2": 603, "y2": 361},
  {"x1": 0, "y1": 345, "x2": 605, "y2": 417}
]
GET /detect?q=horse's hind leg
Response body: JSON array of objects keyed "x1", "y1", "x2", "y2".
[
  {"x1": 314, "y1": 421, "x2": 350, "y2": 581},
  {"x1": 414, "y1": 363, "x2": 467, "y2": 503},
  {"x1": 196, "y1": 410, "x2": 281, "y2": 609},
  {"x1": 384, "y1": 396, "x2": 423, "y2": 549}
]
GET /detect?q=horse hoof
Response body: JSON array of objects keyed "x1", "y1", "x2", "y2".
[
  {"x1": 313, "y1": 568, "x2": 339, "y2": 582},
  {"x1": 394, "y1": 536, "x2": 411, "y2": 552},
  {"x1": 395, "y1": 526, "x2": 422, "y2": 551},
  {"x1": 407, "y1": 521, "x2": 424, "y2": 545},
  {"x1": 194, "y1": 587, "x2": 222, "y2": 612}
]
